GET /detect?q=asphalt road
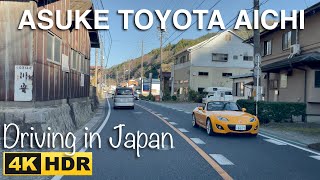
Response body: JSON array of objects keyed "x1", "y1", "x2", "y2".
[{"x1": 61, "y1": 99, "x2": 320, "y2": 180}]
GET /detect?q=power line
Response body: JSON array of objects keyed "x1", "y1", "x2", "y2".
[
  {"x1": 164, "y1": 0, "x2": 223, "y2": 46},
  {"x1": 163, "y1": 0, "x2": 210, "y2": 45}
]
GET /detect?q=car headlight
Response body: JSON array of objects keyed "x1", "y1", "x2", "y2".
[
  {"x1": 250, "y1": 117, "x2": 256, "y2": 122},
  {"x1": 217, "y1": 116, "x2": 229, "y2": 122}
]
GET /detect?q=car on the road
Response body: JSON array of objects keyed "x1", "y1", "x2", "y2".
[
  {"x1": 192, "y1": 101, "x2": 259, "y2": 136},
  {"x1": 134, "y1": 91, "x2": 140, "y2": 100},
  {"x1": 114, "y1": 87, "x2": 135, "y2": 109}
]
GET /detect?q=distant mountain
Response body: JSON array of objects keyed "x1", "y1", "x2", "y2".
[{"x1": 106, "y1": 29, "x2": 252, "y2": 84}]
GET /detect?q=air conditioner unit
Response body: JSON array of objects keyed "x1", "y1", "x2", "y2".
[{"x1": 290, "y1": 44, "x2": 301, "y2": 55}]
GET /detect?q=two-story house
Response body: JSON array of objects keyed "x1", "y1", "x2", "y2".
[
  {"x1": 258, "y1": 2, "x2": 320, "y2": 122},
  {"x1": 172, "y1": 30, "x2": 254, "y2": 98}
]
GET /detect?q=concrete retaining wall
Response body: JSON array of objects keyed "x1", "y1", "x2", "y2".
[{"x1": 0, "y1": 99, "x2": 94, "y2": 138}]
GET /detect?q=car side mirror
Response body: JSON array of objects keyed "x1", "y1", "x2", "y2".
[
  {"x1": 242, "y1": 108, "x2": 247, "y2": 112},
  {"x1": 198, "y1": 107, "x2": 203, "y2": 111}
]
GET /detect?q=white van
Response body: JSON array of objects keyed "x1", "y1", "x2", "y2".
[{"x1": 202, "y1": 87, "x2": 234, "y2": 103}]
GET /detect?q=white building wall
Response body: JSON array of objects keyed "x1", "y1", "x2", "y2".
[{"x1": 190, "y1": 31, "x2": 254, "y2": 69}]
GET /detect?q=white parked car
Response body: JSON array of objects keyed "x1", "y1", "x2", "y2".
[{"x1": 202, "y1": 87, "x2": 234, "y2": 103}]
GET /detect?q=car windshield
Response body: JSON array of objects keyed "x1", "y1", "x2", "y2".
[
  {"x1": 116, "y1": 88, "x2": 133, "y2": 95},
  {"x1": 207, "y1": 102, "x2": 240, "y2": 111}
]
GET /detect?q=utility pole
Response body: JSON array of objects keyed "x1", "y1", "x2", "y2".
[
  {"x1": 141, "y1": 40, "x2": 144, "y2": 92},
  {"x1": 123, "y1": 65, "x2": 126, "y2": 85},
  {"x1": 158, "y1": 26, "x2": 165, "y2": 101},
  {"x1": 128, "y1": 61, "x2": 131, "y2": 81},
  {"x1": 95, "y1": 48, "x2": 99, "y2": 88},
  {"x1": 116, "y1": 70, "x2": 119, "y2": 86},
  {"x1": 100, "y1": 41, "x2": 104, "y2": 94},
  {"x1": 171, "y1": 63, "x2": 175, "y2": 96},
  {"x1": 253, "y1": 0, "x2": 261, "y2": 116}
]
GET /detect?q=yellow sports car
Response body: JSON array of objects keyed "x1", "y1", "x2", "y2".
[{"x1": 192, "y1": 101, "x2": 259, "y2": 136}]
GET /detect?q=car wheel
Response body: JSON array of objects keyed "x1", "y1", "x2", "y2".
[
  {"x1": 206, "y1": 119, "x2": 215, "y2": 136},
  {"x1": 132, "y1": 106, "x2": 135, "y2": 110},
  {"x1": 114, "y1": 106, "x2": 117, "y2": 109},
  {"x1": 192, "y1": 114, "x2": 198, "y2": 128}
]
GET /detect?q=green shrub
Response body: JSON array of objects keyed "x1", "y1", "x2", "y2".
[
  {"x1": 171, "y1": 95, "x2": 177, "y2": 101},
  {"x1": 237, "y1": 100, "x2": 306, "y2": 124},
  {"x1": 188, "y1": 89, "x2": 205, "y2": 103},
  {"x1": 147, "y1": 94, "x2": 155, "y2": 101},
  {"x1": 195, "y1": 93, "x2": 205, "y2": 103},
  {"x1": 188, "y1": 89, "x2": 198, "y2": 102},
  {"x1": 163, "y1": 90, "x2": 171, "y2": 101}
]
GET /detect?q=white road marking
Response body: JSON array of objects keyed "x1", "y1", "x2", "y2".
[
  {"x1": 52, "y1": 99, "x2": 112, "y2": 180},
  {"x1": 169, "y1": 122, "x2": 178, "y2": 125},
  {"x1": 185, "y1": 111, "x2": 192, "y2": 114},
  {"x1": 178, "y1": 128, "x2": 189, "y2": 133},
  {"x1": 133, "y1": 112, "x2": 143, "y2": 114},
  {"x1": 163, "y1": 117, "x2": 169, "y2": 120},
  {"x1": 310, "y1": 156, "x2": 320, "y2": 160},
  {"x1": 190, "y1": 138, "x2": 206, "y2": 145},
  {"x1": 177, "y1": 109, "x2": 184, "y2": 111},
  {"x1": 264, "y1": 139, "x2": 287, "y2": 145},
  {"x1": 259, "y1": 133, "x2": 320, "y2": 156},
  {"x1": 210, "y1": 154, "x2": 234, "y2": 165},
  {"x1": 155, "y1": 113, "x2": 163, "y2": 116}
]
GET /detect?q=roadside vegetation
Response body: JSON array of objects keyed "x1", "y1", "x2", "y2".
[{"x1": 237, "y1": 100, "x2": 306, "y2": 124}]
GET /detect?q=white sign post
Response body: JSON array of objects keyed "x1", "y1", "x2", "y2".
[{"x1": 14, "y1": 65, "x2": 33, "y2": 102}]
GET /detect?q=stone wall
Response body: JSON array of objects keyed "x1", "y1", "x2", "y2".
[{"x1": 0, "y1": 99, "x2": 94, "y2": 138}]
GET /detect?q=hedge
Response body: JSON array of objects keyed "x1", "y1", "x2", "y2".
[{"x1": 237, "y1": 100, "x2": 306, "y2": 124}]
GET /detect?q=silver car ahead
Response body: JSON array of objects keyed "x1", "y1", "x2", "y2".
[{"x1": 114, "y1": 87, "x2": 134, "y2": 109}]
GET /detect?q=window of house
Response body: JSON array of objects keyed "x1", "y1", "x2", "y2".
[
  {"x1": 222, "y1": 73, "x2": 232, "y2": 77},
  {"x1": 47, "y1": 33, "x2": 53, "y2": 61},
  {"x1": 233, "y1": 82, "x2": 245, "y2": 97},
  {"x1": 198, "y1": 88, "x2": 205, "y2": 93},
  {"x1": 282, "y1": 30, "x2": 297, "y2": 50},
  {"x1": 263, "y1": 40, "x2": 272, "y2": 56},
  {"x1": 270, "y1": 80, "x2": 278, "y2": 89},
  {"x1": 212, "y1": 53, "x2": 228, "y2": 62},
  {"x1": 280, "y1": 73, "x2": 288, "y2": 88},
  {"x1": 78, "y1": 53, "x2": 82, "y2": 71},
  {"x1": 54, "y1": 38, "x2": 61, "y2": 63},
  {"x1": 47, "y1": 32, "x2": 61, "y2": 63},
  {"x1": 243, "y1": 56, "x2": 253, "y2": 61},
  {"x1": 80, "y1": 55, "x2": 84, "y2": 73},
  {"x1": 315, "y1": 71, "x2": 320, "y2": 88},
  {"x1": 180, "y1": 56, "x2": 186, "y2": 63},
  {"x1": 233, "y1": 55, "x2": 238, "y2": 60},
  {"x1": 198, "y1": 72, "x2": 209, "y2": 76},
  {"x1": 72, "y1": 50, "x2": 77, "y2": 70}
]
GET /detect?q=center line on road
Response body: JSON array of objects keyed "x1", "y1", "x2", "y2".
[
  {"x1": 169, "y1": 122, "x2": 178, "y2": 125},
  {"x1": 264, "y1": 139, "x2": 287, "y2": 145},
  {"x1": 178, "y1": 128, "x2": 189, "y2": 133},
  {"x1": 136, "y1": 103, "x2": 233, "y2": 180},
  {"x1": 190, "y1": 138, "x2": 206, "y2": 145},
  {"x1": 210, "y1": 154, "x2": 234, "y2": 165},
  {"x1": 310, "y1": 156, "x2": 320, "y2": 160}
]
